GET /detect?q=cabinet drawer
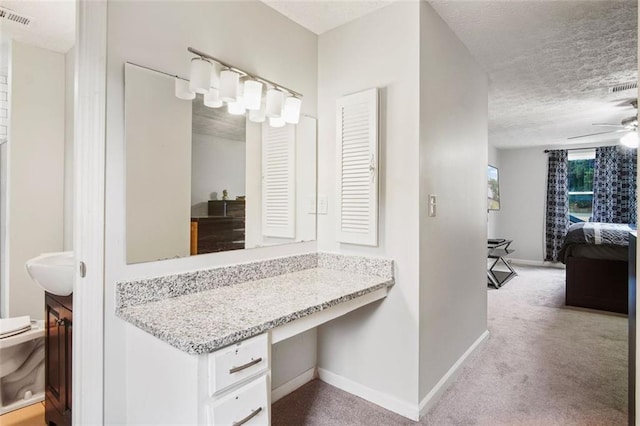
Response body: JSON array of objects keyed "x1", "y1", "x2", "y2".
[
  {"x1": 208, "y1": 333, "x2": 268, "y2": 395},
  {"x1": 207, "y1": 374, "x2": 269, "y2": 426}
]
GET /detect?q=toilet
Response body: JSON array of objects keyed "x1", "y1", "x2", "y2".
[{"x1": 0, "y1": 317, "x2": 45, "y2": 415}]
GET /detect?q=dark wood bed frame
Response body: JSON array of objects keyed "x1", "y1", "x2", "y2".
[{"x1": 565, "y1": 256, "x2": 628, "y2": 314}]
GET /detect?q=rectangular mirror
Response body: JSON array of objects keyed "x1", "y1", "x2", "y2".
[{"x1": 124, "y1": 63, "x2": 317, "y2": 264}]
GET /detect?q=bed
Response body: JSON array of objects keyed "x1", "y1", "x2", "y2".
[{"x1": 559, "y1": 222, "x2": 633, "y2": 314}]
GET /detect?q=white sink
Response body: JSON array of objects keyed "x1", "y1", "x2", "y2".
[{"x1": 25, "y1": 251, "x2": 74, "y2": 296}]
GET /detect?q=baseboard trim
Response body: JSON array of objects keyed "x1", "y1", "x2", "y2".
[
  {"x1": 316, "y1": 330, "x2": 490, "y2": 421},
  {"x1": 271, "y1": 367, "x2": 316, "y2": 403},
  {"x1": 418, "y1": 329, "x2": 490, "y2": 418},
  {"x1": 317, "y1": 367, "x2": 419, "y2": 421},
  {"x1": 509, "y1": 258, "x2": 564, "y2": 269}
]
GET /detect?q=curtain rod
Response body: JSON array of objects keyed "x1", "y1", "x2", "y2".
[
  {"x1": 187, "y1": 47, "x2": 303, "y2": 98},
  {"x1": 544, "y1": 148, "x2": 592, "y2": 153},
  {"x1": 544, "y1": 146, "x2": 617, "y2": 153}
]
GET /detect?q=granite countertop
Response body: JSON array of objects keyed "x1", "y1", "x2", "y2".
[{"x1": 117, "y1": 267, "x2": 393, "y2": 355}]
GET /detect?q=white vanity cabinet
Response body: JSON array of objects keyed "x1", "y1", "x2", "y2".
[
  {"x1": 206, "y1": 375, "x2": 269, "y2": 425},
  {"x1": 208, "y1": 333, "x2": 269, "y2": 397},
  {"x1": 126, "y1": 327, "x2": 271, "y2": 425},
  {"x1": 118, "y1": 255, "x2": 395, "y2": 425}
]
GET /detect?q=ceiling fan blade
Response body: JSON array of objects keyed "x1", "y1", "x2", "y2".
[
  {"x1": 611, "y1": 98, "x2": 638, "y2": 108},
  {"x1": 592, "y1": 123, "x2": 626, "y2": 127},
  {"x1": 568, "y1": 129, "x2": 626, "y2": 140}
]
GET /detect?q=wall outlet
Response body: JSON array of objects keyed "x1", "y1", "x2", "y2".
[{"x1": 317, "y1": 195, "x2": 328, "y2": 215}]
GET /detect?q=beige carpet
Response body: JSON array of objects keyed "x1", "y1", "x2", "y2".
[{"x1": 272, "y1": 265, "x2": 628, "y2": 425}]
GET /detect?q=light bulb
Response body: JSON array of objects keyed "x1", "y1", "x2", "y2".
[
  {"x1": 283, "y1": 96, "x2": 302, "y2": 124},
  {"x1": 621, "y1": 132, "x2": 639, "y2": 148},
  {"x1": 243, "y1": 80, "x2": 263, "y2": 111},
  {"x1": 249, "y1": 107, "x2": 266, "y2": 123},
  {"x1": 265, "y1": 89, "x2": 284, "y2": 118},
  {"x1": 220, "y1": 69, "x2": 240, "y2": 102},
  {"x1": 175, "y1": 77, "x2": 195, "y2": 100},
  {"x1": 189, "y1": 57, "x2": 212, "y2": 94},
  {"x1": 228, "y1": 99, "x2": 246, "y2": 115},
  {"x1": 204, "y1": 89, "x2": 223, "y2": 108},
  {"x1": 210, "y1": 62, "x2": 222, "y2": 90}
]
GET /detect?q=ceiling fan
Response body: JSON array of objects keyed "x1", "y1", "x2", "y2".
[{"x1": 568, "y1": 99, "x2": 638, "y2": 140}]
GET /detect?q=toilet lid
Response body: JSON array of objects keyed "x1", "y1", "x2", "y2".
[{"x1": 0, "y1": 315, "x2": 31, "y2": 338}]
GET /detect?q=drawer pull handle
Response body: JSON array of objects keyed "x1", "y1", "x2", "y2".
[
  {"x1": 229, "y1": 357, "x2": 262, "y2": 374},
  {"x1": 232, "y1": 406, "x2": 262, "y2": 426}
]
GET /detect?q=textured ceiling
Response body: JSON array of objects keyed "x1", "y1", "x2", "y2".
[
  {"x1": 0, "y1": 1, "x2": 634, "y2": 150},
  {"x1": 264, "y1": 0, "x2": 637, "y2": 149},
  {"x1": 429, "y1": 0, "x2": 638, "y2": 148},
  {"x1": 0, "y1": 0, "x2": 74, "y2": 76},
  {"x1": 261, "y1": 0, "x2": 396, "y2": 34},
  {"x1": 0, "y1": 0, "x2": 75, "y2": 53}
]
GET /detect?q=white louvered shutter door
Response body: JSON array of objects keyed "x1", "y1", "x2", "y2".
[
  {"x1": 336, "y1": 88, "x2": 379, "y2": 246},
  {"x1": 262, "y1": 123, "x2": 296, "y2": 238}
]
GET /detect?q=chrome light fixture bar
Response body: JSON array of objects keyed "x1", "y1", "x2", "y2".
[
  {"x1": 185, "y1": 47, "x2": 303, "y2": 125},
  {"x1": 187, "y1": 47, "x2": 302, "y2": 98}
]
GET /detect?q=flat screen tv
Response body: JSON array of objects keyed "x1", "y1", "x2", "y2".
[{"x1": 487, "y1": 165, "x2": 500, "y2": 211}]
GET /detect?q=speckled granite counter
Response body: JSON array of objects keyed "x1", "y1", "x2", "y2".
[{"x1": 116, "y1": 253, "x2": 394, "y2": 354}]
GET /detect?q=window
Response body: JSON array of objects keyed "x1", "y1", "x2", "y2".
[{"x1": 567, "y1": 149, "x2": 595, "y2": 222}]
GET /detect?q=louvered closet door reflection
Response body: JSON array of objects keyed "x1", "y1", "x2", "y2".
[
  {"x1": 336, "y1": 88, "x2": 379, "y2": 246},
  {"x1": 262, "y1": 124, "x2": 296, "y2": 238}
]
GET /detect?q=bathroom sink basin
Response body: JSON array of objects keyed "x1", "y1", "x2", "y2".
[{"x1": 25, "y1": 251, "x2": 74, "y2": 296}]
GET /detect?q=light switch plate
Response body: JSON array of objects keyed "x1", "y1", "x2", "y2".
[
  {"x1": 428, "y1": 194, "x2": 436, "y2": 217},
  {"x1": 318, "y1": 195, "x2": 328, "y2": 215}
]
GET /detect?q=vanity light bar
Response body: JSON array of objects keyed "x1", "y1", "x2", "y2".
[{"x1": 187, "y1": 47, "x2": 303, "y2": 99}]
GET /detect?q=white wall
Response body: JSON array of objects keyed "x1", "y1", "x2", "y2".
[
  {"x1": 7, "y1": 41, "x2": 65, "y2": 320},
  {"x1": 316, "y1": 1, "x2": 488, "y2": 416},
  {"x1": 0, "y1": 74, "x2": 7, "y2": 317},
  {"x1": 293, "y1": 118, "x2": 317, "y2": 244},
  {"x1": 125, "y1": 64, "x2": 192, "y2": 264},
  {"x1": 191, "y1": 133, "x2": 246, "y2": 216},
  {"x1": 495, "y1": 147, "x2": 548, "y2": 262},
  {"x1": 317, "y1": 0, "x2": 422, "y2": 409},
  {"x1": 0, "y1": 142, "x2": 6, "y2": 318},
  {"x1": 245, "y1": 121, "x2": 262, "y2": 247},
  {"x1": 0, "y1": 74, "x2": 6, "y2": 138},
  {"x1": 105, "y1": 2, "x2": 317, "y2": 422},
  {"x1": 271, "y1": 330, "x2": 317, "y2": 389},
  {"x1": 63, "y1": 47, "x2": 74, "y2": 251},
  {"x1": 418, "y1": 0, "x2": 488, "y2": 400},
  {"x1": 488, "y1": 144, "x2": 500, "y2": 238}
]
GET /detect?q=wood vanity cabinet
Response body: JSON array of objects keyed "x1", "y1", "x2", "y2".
[{"x1": 45, "y1": 293, "x2": 73, "y2": 426}]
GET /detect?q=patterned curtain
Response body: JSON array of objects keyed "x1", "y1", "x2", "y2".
[
  {"x1": 545, "y1": 150, "x2": 569, "y2": 262},
  {"x1": 619, "y1": 148, "x2": 638, "y2": 224},
  {"x1": 592, "y1": 146, "x2": 637, "y2": 224}
]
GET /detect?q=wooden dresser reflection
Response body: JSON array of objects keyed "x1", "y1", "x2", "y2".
[{"x1": 191, "y1": 200, "x2": 246, "y2": 254}]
